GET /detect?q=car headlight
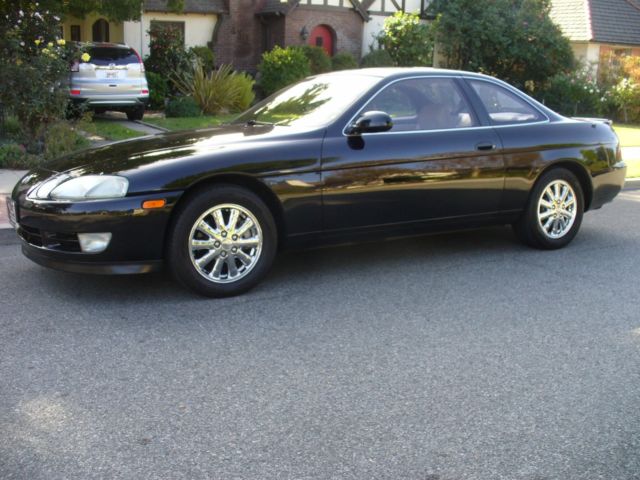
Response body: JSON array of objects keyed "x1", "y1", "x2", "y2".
[{"x1": 30, "y1": 175, "x2": 129, "y2": 201}]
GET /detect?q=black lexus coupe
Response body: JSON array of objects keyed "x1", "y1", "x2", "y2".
[{"x1": 8, "y1": 68, "x2": 626, "y2": 296}]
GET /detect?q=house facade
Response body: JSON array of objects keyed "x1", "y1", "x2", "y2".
[
  {"x1": 60, "y1": 0, "x2": 433, "y2": 71},
  {"x1": 61, "y1": 1, "x2": 224, "y2": 58},
  {"x1": 550, "y1": 0, "x2": 640, "y2": 74}
]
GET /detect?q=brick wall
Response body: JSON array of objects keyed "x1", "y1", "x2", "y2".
[
  {"x1": 213, "y1": 0, "x2": 264, "y2": 72},
  {"x1": 214, "y1": 3, "x2": 364, "y2": 72},
  {"x1": 284, "y1": 7, "x2": 363, "y2": 60}
]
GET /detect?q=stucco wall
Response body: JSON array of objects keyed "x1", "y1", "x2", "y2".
[
  {"x1": 62, "y1": 14, "x2": 124, "y2": 44},
  {"x1": 362, "y1": 0, "x2": 427, "y2": 56},
  {"x1": 123, "y1": 12, "x2": 217, "y2": 58}
]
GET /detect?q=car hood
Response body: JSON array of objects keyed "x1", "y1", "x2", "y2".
[{"x1": 43, "y1": 123, "x2": 292, "y2": 176}]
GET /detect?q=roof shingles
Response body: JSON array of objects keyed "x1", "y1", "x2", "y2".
[
  {"x1": 551, "y1": 0, "x2": 640, "y2": 45},
  {"x1": 143, "y1": 0, "x2": 227, "y2": 14}
]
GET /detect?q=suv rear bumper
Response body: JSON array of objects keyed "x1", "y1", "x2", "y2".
[{"x1": 71, "y1": 95, "x2": 149, "y2": 108}]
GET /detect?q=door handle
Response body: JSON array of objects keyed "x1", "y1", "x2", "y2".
[{"x1": 476, "y1": 142, "x2": 496, "y2": 151}]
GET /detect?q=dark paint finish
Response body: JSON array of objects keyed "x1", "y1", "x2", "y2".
[{"x1": 11, "y1": 68, "x2": 626, "y2": 274}]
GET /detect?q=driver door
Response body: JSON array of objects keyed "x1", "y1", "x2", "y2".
[{"x1": 320, "y1": 76, "x2": 505, "y2": 231}]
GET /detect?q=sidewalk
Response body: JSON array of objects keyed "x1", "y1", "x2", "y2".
[{"x1": 0, "y1": 170, "x2": 28, "y2": 229}]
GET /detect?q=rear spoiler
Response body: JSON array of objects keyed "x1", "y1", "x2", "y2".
[{"x1": 571, "y1": 117, "x2": 613, "y2": 126}]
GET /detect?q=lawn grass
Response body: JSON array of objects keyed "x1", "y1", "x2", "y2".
[
  {"x1": 144, "y1": 114, "x2": 237, "y2": 131},
  {"x1": 613, "y1": 124, "x2": 640, "y2": 147},
  {"x1": 93, "y1": 120, "x2": 145, "y2": 141},
  {"x1": 626, "y1": 160, "x2": 640, "y2": 178}
]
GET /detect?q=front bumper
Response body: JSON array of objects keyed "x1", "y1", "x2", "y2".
[{"x1": 13, "y1": 190, "x2": 182, "y2": 275}]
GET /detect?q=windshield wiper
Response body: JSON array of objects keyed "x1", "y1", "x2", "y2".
[{"x1": 245, "y1": 119, "x2": 274, "y2": 127}]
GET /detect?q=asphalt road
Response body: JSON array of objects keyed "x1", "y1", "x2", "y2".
[{"x1": 1, "y1": 189, "x2": 640, "y2": 480}]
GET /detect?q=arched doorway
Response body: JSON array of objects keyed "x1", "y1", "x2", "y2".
[
  {"x1": 308, "y1": 25, "x2": 334, "y2": 56},
  {"x1": 92, "y1": 19, "x2": 110, "y2": 42}
]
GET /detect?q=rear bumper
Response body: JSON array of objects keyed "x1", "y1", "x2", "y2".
[
  {"x1": 70, "y1": 95, "x2": 149, "y2": 108},
  {"x1": 590, "y1": 161, "x2": 627, "y2": 210}
]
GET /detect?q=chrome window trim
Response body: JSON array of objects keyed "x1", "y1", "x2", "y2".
[{"x1": 341, "y1": 74, "x2": 550, "y2": 137}]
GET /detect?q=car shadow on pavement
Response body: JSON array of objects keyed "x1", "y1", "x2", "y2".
[{"x1": 28, "y1": 225, "x2": 523, "y2": 304}]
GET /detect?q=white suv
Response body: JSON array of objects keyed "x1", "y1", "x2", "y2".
[{"x1": 70, "y1": 42, "x2": 149, "y2": 120}]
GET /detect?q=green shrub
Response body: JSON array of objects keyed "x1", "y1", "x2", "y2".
[
  {"x1": 165, "y1": 96, "x2": 202, "y2": 118},
  {"x1": 0, "y1": 6, "x2": 87, "y2": 151},
  {"x1": 610, "y1": 78, "x2": 640, "y2": 123},
  {"x1": 228, "y1": 71, "x2": 256, "y2": 112},
  {"x1": 360, "y1": 49, "x2": 394, "y2": 68},
  {"x1": 332, "y1": 52, "x2": 358, "y2": 71},
  {"x1": 189, "y1": 46, "x2": 215, "y2": 72},
  {"x1": 43, "y1": 122, "x2": 90, "y2": 161},
  {"x1": 296, "y1": 45, "x2": 331, "y2": 74},
  {"x1": 432, "y1": 0, "x2": 574, "y2": 90},
  {"x1": 0, "y1": 143, "x2": 39, "y2": 169},
  {"x1": 377, "y1": 11, "x2": 433, "y2": 66},
  {"x1": 258, "y1": 46, "x2": 311, "y2": 96},
  {"x1": 171, "y1": 62, "x2": 256, "y2": 114},
  {"x1": 146, "y1": 71, "x2": 170, "y2": 110},
  {"x1": 144, "y1": 26, "x2": 193, "y2": 94},
  {"x1": 536, "y1": 69, "x2": 605, "y2": 117}
]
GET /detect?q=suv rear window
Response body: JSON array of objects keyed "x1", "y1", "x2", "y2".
[{"x1": 87, "y1": 48, "x2": 139, "y2": 66}]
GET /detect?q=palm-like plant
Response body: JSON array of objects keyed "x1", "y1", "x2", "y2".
[{"x1": 171, "y1": 60, "x2": 255, "y2": 115}]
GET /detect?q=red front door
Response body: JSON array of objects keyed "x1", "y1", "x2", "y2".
[{"x1": 308, "y1": 25, "x2": 333, "y2": 56}]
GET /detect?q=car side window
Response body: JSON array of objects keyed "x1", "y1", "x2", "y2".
[
  {"x1": 469, "y1": 80, "x2": 543, "y2": 125},
  {"x1": 366, "y1": 77, "x2": 477, "y2": 132},
  {"x1": 367, "y1": 85, "x2": 417, "y2": 131}
]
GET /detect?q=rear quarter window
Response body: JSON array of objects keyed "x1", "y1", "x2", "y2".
[{"x1": 469, "y1": 80, "x2": 544, "y2": 125}]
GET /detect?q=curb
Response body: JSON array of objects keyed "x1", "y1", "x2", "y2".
[
  {"x1": 623, "y1": 178, "x2": 640, "y2": 190},
  {"x1": 134, "y1": 119, "x2": 169, "y2": 133}
]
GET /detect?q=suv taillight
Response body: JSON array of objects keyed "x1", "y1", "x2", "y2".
[
  {"x1": 133, "y1": 48, "x2": 144, "y2": 72},
  {"x1": 70, "y1": 60, "x2": 79, "y2": 72}
]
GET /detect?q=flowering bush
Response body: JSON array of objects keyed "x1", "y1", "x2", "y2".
[
  {"x1": 610, "y1": 77, "x2": 640, "y2": 123},
  {"x1": 0, "y1": 3, "x2": 85, "y2": 152},
  {"x1": 537, "y1": 69, "x2": 606, "y2": 117}
]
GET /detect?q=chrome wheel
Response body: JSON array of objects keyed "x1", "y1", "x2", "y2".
[
  {"x1": 188, "y1": 203, "x2": 263, "y2": 284},
  {"x1": 536, "y1": 180, "x2": 577, "y2": 239}
]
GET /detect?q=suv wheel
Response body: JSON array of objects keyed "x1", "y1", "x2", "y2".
[{"x1": 126, "y1": 106, "x2": 144, "y2": 121}]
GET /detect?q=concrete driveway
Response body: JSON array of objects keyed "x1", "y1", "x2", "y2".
[{"x1": 1, "y1": 188, "x2": 639, "y2": 480}]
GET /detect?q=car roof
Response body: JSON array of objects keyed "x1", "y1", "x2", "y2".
[
  {"x1": 321, "y1": 67, "x2": 496, "y2": 81},
  {"x1": 80, "y1": 42, "x2": 133, "y2": 50}
]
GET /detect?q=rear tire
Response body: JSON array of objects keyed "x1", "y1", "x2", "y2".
[
  {"x1": 513, "y1": 167, "x2": 584, "y2": 249},
  {"x1": 126, "y1": 106, "x2": 144, "y2": 121},
  {"x1": 167, "y1": 185, "x2": 277, "y2": 297}
]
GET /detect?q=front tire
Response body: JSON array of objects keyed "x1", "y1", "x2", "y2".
[
  {"x1": 167, "y1": 185, "x2": 277, "y2": 297},
  {"x1": 513, "y1": 167, "x2": 584, "y2": 249}
]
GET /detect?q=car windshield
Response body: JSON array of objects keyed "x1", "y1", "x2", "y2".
[{"x1": 232, "y1": 73, "x2": 381, "y2": 128}]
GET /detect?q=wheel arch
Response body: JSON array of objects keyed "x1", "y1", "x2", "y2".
[
  {"x1": 536, "y1": 160, "x2": 593, "y2": 211},
  {"x1": 166, "y1": 173, "x2": 286, "y2": 250}
]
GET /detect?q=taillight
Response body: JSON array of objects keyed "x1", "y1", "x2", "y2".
[
  {"x1": 141, "y1": 89, "x2": 149, "y2": 94},
  {"x1": 133, "y1": 48, "x2": 145, "y2": 72},
  {"x1": 70, "y1": 61, "x2": 79, "y2": 72},
  {"x1": 70, "y1": 89, "x2": 81, "y2": 95}
]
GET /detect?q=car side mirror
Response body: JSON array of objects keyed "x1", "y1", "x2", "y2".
[{"x1": 346, "y1": 111, "x2": 393, "y2": 136}]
